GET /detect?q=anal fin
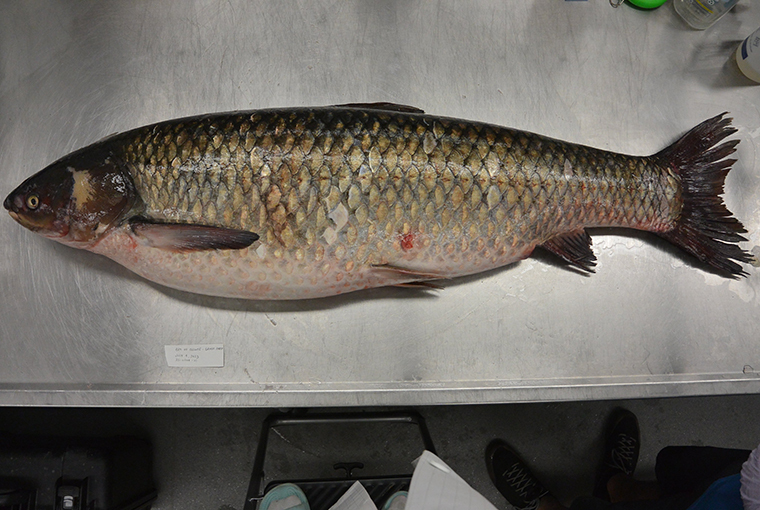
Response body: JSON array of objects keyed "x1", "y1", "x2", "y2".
[
  {"x1": 540, "y1": 230, "x2": 596, "y2": 273},
  {"x1": 129, "y1": 217, "x2": 259, "y2": 253}
]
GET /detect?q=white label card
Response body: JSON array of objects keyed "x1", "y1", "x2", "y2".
[{"x1": 165, "y1": 344, "x2": 224, "y2": 367}]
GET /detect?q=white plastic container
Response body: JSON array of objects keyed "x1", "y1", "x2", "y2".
[
  {"x1": 737, "y1": 27, "x2": 760, "y2": 83},
  {"x1": 673, "y1": 0, "x2": 739, "y2": 30}
]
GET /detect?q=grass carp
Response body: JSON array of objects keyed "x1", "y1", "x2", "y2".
[{"x1": 4, "y1": 103, "x2": 751, "y2": 299}]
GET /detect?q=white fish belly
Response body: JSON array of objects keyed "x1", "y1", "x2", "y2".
[{"x1": 90, "y1": 228, "x2": 533, "y2": 300}]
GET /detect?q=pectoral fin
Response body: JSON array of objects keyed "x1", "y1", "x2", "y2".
[
  {"x1": 129, "y1": 218, "x2": 258, "y2": 253},
  {"x1": 541, "y1": 230, "x2": 596, "y2": 273},
  {"x1": 333, "y1": 102, "x2": 425, "y2": 114}
]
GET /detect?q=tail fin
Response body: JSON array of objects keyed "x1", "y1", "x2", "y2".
[{"x1": 656, "y1": 113, "x2": 751, "y2": 277}]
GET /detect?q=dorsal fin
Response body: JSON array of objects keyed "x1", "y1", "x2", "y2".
[
  {"x1": 540, "y1": 230, "x2": 596, "y2": 273},
  {"x1": 95, "y1": 132, "x2": 121, "y2": 144},
  {"x1": 332, "y1": 102, "x2": 425, "y2": 114}
]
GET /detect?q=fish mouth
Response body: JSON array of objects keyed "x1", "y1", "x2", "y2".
[
  {"x1": 4, "y1": 192, "x2": 22, "y2": 222},
  {"x1": 7, "y1": 210, "x2": 41, "y2": 232},
  {"x1": 5, "y1": 203, "x2": 42, "y2": 233}
]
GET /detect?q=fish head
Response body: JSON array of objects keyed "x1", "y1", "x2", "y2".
[{"x1": 4, "y1": 146, "x2": 138, "y2": 249}]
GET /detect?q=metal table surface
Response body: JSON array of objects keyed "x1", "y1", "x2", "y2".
[{"x1": 1, "y1": 1, "x2": 760, "y2": 407}]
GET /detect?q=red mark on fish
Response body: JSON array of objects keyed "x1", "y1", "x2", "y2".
[{"x1": 400, "y1": 232, "x2": 415, "y2": 251}]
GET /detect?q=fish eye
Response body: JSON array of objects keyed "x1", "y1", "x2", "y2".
[{"x1": 26, "y1": 194, "x2": 40, "y2": 210}]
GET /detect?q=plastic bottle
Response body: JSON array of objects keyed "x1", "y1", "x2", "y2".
[
  {"x1": 737, "y1": 27, "x2": 760, "y2": 83},
  {"x1": 673, "y1": 0, "x2": 739, "y2": 30}
]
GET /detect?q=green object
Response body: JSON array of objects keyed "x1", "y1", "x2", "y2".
[
  {"x1": 627, "y1": 0, "x2": 668, "y2": 8},
  {"x1": 260, "y1": 484, "x2": 310, "y2": 510}
]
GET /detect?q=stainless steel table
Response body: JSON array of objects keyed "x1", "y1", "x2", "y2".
[{"x1": 2, "y1": 1, "x2": 759, "y2": 407}]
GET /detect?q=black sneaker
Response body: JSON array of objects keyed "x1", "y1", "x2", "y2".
[
  {"x1": 486, "y1": 439, "x2": 550, "y2": 510},
  {"x1": 592, "y1": 409, "x2": 640, "y2": 500}
]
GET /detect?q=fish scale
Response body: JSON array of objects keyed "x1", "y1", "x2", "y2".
[
  {"x1": 5, "y1": 106, "x2": 749, "y2": 299},
  {"x1": 125, "y1": 110, "x2": 667, "y2": 277}
]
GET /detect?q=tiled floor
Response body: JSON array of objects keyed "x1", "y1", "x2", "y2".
[{"x1": 1, "y1": 394, "x2": 759, "y2": 510}]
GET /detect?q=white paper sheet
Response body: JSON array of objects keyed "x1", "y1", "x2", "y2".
[
  {"x1": 406, "y1": 451, "x2": 498, "y2": 510},
  {"x1": 328, "y1": 481, "x2": 378, "y2": 510},
  {"x1": 316, "y1": 451, "x2": 497, "y2": 510}
]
